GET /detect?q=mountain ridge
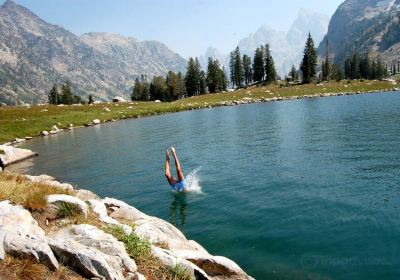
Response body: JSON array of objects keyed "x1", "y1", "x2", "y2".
[{"x1": 0, "y1": 0, "x2": 187, "y2": 105}]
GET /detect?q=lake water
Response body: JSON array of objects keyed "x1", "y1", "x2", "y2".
[{"x1": 12, "y1": 92, "x2": 400, "y2": 280}]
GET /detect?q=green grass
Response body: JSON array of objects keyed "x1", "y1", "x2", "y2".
[
  {"x1": 0, "y1": 80, "x2": 397, "y2": 144},
  {"x1": 56, "y1": 202, "x2": 82, "y2": 219},
  {"x1": 104, "y1": 225, "x2": 190, "y2": 280}
]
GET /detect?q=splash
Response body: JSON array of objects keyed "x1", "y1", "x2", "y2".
[{"x1": 184, "y1": 167, "x2": 203, "y2": 194}]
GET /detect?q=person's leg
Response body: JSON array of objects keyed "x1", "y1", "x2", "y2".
[
  {"x1": 171, "y1": 147, "x2": 185, "y2": 181},
  {"x1": 165, "y1": 150, "x2": 175, "y2": 185}
]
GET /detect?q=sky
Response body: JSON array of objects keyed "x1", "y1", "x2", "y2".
[{"x1": 2, "y1": 0, "x2": 344, "y2": 58}]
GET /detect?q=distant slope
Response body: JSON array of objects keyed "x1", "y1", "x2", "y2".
[
  {"x1": 200, "y1": 9, "x2": 329, "y2": 77},
  {"x1": 318, "y1": 0, "x2": 400, "y2": 65},
  {"x1": 0, "y1": 0, "x2": 187, "y2": 105}
]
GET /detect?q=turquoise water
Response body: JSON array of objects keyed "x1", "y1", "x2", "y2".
[{"x1": 12, "y1": 92, "x2": 400, "y2": 280}]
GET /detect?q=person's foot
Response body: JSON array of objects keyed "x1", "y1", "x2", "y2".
[
  {"x1": 170, "y1": 146, "x2": 176, "y2": 155},
  {"x1": 166, "y1": 149, "x2": 170, "y2": 161}
]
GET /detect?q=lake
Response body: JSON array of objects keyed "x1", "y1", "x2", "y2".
[{"x1": 11, "y1": 92, "x2": 400, "y2": 280}]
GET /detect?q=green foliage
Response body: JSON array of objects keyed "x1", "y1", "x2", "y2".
[
  {"x1": 206, "y1": 58, "x2": 227, "y2": 93},
  {"x1": 229, "y1": 47, "x2": 244, "y2": 88},
  {"x1": 168, "y1": 264, "x2": 191, "y2": 280},
  {"x1": 185, "y1": 57, "x2": 202, "y2": 97},
  {"x1": 132, "y1": 75, "x2": 150, "y2": 101},
  {"x1": 59, "y1": 82, "x2": 74, "y2": 105},
  {"x1": 344, "y1": 51, "x2": 387, "y2": 80},
  {"x1": 88, "y1": 94, "x2": 94, "y2": 104},
  {"x1": 289, "y1": 65, "x2": 299, "y2": 82},
  {"x1": 331, "y1": 64, "x2": 344, "y2": 82},
  {"x1": 321, "y1": 40, "x2": 331, "y2": 81},
  {"x1": 104, "y1": 225, "x2": 151, "y2": 260},
  {"x1": 264, "y1": 44, "x2": 277, "y2": 84},
  {"x1": 166, "y1": 71, "x2": 186, "y2": 101},
  {"x1": 242, "y1": 54, "x2": 252, "y2": 86},
  {"x1": 56, "y1": 202, "x2": 82, "y2": 219},
  {"x1": 300, "y1": 33, "x2": 317, "y2": 84},
  {"x1": 48, "y1": 84, "x2": 59, "y2": 105},
  {"x1": 252, "y1": 47, "x2": 264, "y2": 84}
]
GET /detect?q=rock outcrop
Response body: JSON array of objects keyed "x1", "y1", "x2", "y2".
[
  {"x1": 0, "y1": 200, "x2": 59, "y2": 269},
  {"x1": 0, "y1": 144, "x2": 37, "y2": 166},
  {"x1": 49, "y1": 224, "x2": 137, "y2": 280}
]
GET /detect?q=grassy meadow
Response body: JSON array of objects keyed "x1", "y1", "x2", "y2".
[{"x1": 0, "y1": 80, "x2": 397, "y2": 144}]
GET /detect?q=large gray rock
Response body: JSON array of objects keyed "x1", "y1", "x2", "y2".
[
  {"x1": 88, "y1": 199, "x2": 132, "y2": 235},
  {"x1": 49, "y1": 224, "x2": 137, "y2": 280},
  {"x1": 0, "y1": 145, "x2": 37, "y2": 166},
  {"x1": 151, "y1": 246, "x2": 210, "y2": 280},
  {"x1": 104, "y1": 197, "x2": 150, "y2": 221},
  {"x1": 75, "y1": 189, "x2": 100, "y2": 201},
  {"x1": 46, "y1": 194, "x2": 88, "y2": 218},
  {"x1": 25, "y1": 174, "x2": 56, "y2": 183},
  {"x1": 175, "y1": 250, "x2": 254, "y2": 280},
  {"x1": 0, "y1": 200, "x2": 59, "y2": 269}
]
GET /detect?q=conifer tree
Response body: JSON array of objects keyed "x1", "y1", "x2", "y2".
[
  {"x1": 88, "y1": 94, "x2": 94, "y2": 104},
  {"x1": 229, "y1": 47, "x2": 244, "y2": 88},
  {"x1": 350, "y1": 52, "x2": 361, "y2": 79},
  {"x1": 264, "y1": 44, "x2": 277, "y2": 84},
  {"x1": 289, "y1": 65, "x2": 298, "y2": 82},
  {"x1": 252, "y1": 47, "x2": 265, "y2": 84},
  {"x1": 300, "y1": 33, "x2": 317, "y2": 84},
  {"x1": 199, "y1": 70, "x2": 207, "y2": 95},
  {"x1": 60, "y1": 82, "x2": 73, "y2": 105},
  {"x1": 48, "y1": 84, "x2": 58, "y2": 105},
  {"x1": 321, "y1": 40, "x2": 331, "y2": 81},
  {"x1": 242, "y1": 54, "x2": 252, "y2": 86},
  {"x1": 185, "y1": 57, "x2": 201, "y2": 96}
]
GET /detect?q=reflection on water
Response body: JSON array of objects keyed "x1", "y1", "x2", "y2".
[{"x1": 169, "y1": 193, "x2": 188, "y2": 227}]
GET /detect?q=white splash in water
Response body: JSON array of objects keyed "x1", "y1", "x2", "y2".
[{"x1": 184, "y1": 167, "x2": 203, "y2": 193}]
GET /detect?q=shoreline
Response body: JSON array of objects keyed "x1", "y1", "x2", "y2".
[
  {"x1": 1, "y1": 85, "x2": 399, "y2": 147},
  {"x1": 0, "y1": 155, "x2": 255, "y2": 280}
]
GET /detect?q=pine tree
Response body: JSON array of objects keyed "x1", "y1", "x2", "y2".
[
  {"x1": 289, "y1": 65, "x2": 298, "y2": 82},
  {"x1": 149, "y1": 76, "x2": 168, "y2": 101},
  {"x1": 331, "y1": 64, "x2": 343, "y2": 82},
  {"x1": 199, "y1": 70, "x2": 207, "y2": 95},
  {"x1": 60, "y1": 82, "x2": 73, "y2": 105},
  {"x1": 242, "y1": 54, "x2": 252, "y2": 86},
  {"x1": 252, "y1": 47, "x2": 265, "y2": 84},
  {"x1": 185, "y1": 57, "x2": 201, "y2": 96},
  {"x1": 48, "y1": 84, "x2": 58, "y2": 105},
  {"x1": 230, "y1": 47, "x2": 244, "y2": 88},
  {"x1": 88, "y1": 94, "x2": 94, "y2": 104},
  {"x1": 360, "y1": 51, "x2": 372, "y2": 79},
  {"x1": 206, "y1": 58, "x2": 218, "y2": 93},
  {"x1": 350, "y1": 52, "x2": 361, "y2": 79},
  {"x1": 264, "y1": 44, "x2": 277, "y2": 84},
  {"x1": 300, "y1": 33, "x2": 317, "y2": 84},
  {"x1": 321, "y1": 40, "x2": 331, "y2": 81}
]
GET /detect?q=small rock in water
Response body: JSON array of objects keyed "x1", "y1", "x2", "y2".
[{"x1": 92, "y1": 119, "x2": 101, "y2": 125}]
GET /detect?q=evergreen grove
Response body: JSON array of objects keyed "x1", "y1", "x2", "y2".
[{"x1": 50, "y1": 34, "x2": 395, "y2": 105}]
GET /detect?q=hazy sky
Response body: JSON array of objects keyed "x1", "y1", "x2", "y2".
[{"x1": 3, "y1": 0, "x2": 344, "y2": 58}]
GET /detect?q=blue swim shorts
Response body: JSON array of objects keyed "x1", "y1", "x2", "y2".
[{"x1": 171, "y1": 180, "x2": 186, "y2": 192}]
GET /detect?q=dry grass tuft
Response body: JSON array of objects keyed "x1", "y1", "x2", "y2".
[
  {"x1": 0, "y1": 172, "x2": 71, "y2": 211},
  {"x1": 0, "y1": 256, "x2": 84, "y2": 280}
]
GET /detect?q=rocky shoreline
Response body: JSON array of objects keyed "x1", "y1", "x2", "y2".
[{"x1": 0, "y1": 145, "x2": 254, "y2": 280}]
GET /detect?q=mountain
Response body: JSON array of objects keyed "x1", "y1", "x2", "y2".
[
  {"x1": 0, "y1": 0, "x2": 187, "y2": 105},
  {"x1": 200, "y1": 9, "x2": 329, "y2": 77},
  {"x1": 318, "y1": 0, "x2": 400, "y2": 65}
]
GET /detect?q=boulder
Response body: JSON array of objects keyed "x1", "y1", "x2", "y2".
[
  {"x1": 49, "y1": 224, "x2": 137, "y2": 280},
  {"x1": 0, "y1": 201, "x2": 59, "y2": 269},
  {"x1": 134, "y1": 217, "x2": 208, "y2": 254},
  {"x1": 88, "y1": 199, "x2": 132, "y2": 235},
  {"x1": 25, "y1": 174, "x2": 56, "y2": 183},
  {"x1": 46, "y1": 194, "x2": 88, "y2": 218},
  {"x1": 112, "y1": 96, "x2": 127, "y2": 103},
  {"x1": 92, "y1": 119, "x2": 101, "y2": 125},
  {"x1": 103, "y1": 107, "x2": 111, "y2": 112},
  {"x1": 151, "y1": 246, "x2": 210, "y2": 280},
  {"x1": 74, "y1": 189, "x2": 99, "y2": 201},
  {"x1": 42, "y1": 180, "x2": 74, "y2": 191},
  {"x1": 103, "y1": 197, "x2": 150, "y2": 222},
  {"x1": 42, "y1": 131, "x2": 49, "y2": 136},
  {"x1": 0, "y1": 145, "x2": 37, "y2": 166},
  {"x1": 175, "y1": 250, "x2": 254, "y2": 280}
]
